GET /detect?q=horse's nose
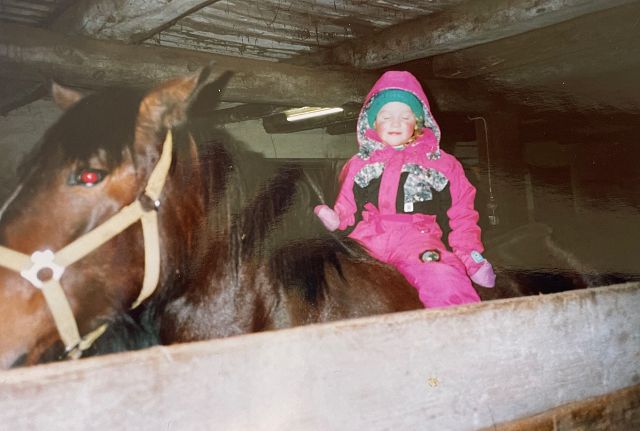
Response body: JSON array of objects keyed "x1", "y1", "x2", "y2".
[{"x1": 0, "y1": 268, "x2": 46, "y2": 369}]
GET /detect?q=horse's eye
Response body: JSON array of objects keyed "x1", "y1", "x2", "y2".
[{"x1": 69, "y1": 169, "x2": 107, "y2": 187}]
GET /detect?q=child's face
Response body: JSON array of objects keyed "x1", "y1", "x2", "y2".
[{"x1": 374, "y1": 102, "x2": 417, "y2": 147}]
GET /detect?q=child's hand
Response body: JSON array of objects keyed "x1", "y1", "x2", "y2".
[
  {"x1": 314, "y1": 205, "x2": 340, "y2": 232},
  {"x1": 470, "y1": 260, "x2": 496, "y2": 288},
  {"x1": 456, "y1": 251, "x2": 496, "y2": 288}
]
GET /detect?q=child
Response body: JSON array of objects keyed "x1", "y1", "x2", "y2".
[{"x1": 314, "y1": 71, "x2": 495, "y2": 308}]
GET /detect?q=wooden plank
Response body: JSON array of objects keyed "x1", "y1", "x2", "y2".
[
  {"x1": 51, "y1": 0, "x2": 222, "y2": 43},
  {"x1": 431, "y1": 2, "x2": 640, "y2": 79},
  {"x1": 487, "y1": 384, "x2": 640, "y2": 430},
  {"x1": 0, "y1": 23, "x2": 496, "y2": 111},
  {"x1": 0, "y1": 283, "x2": 638, "y2": 430},
  {"x1": 328, "y1": 0, "x2": 636, "y2": 69}
]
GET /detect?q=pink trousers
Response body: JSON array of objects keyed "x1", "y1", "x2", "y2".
[{"x1": 349, "y1": 204, "x2": 480, "y2": 308}]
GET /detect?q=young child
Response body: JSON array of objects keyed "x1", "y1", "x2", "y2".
[{"x1": 314, "y1": 70, "x2": 495, "y2": 308}]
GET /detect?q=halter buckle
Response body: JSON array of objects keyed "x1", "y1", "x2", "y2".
[
  {"x1": 139, "y1": 193, "x2": 161, "y2": 212},
  {"x1": 20, "y1": 250, "x2": 65, "y2": 289}
]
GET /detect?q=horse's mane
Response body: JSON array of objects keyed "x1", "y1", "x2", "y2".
[
  {"x1": 16, "y1": 83, "x2": 377, "y2": 357},
  {"x1": 186, "y1": 117, "x2": 377, "y2": 309},
  {"x1": 186, "y1": 116, "x2": 308, "y2": 255}
]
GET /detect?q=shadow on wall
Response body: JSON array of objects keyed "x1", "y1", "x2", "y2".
[
  {"x1": 477, "y1": 138, "x2": 640, "y2": 297},
  {"x1": 0, "y1": 99, "x2": 61, "y2": 200}
]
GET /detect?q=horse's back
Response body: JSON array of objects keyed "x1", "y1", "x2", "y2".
[{"x1": 266, "y1": 236, "x2": 422, "y2": 329}]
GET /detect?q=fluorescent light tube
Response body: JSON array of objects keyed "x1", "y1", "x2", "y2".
[{"x1": 285, "y1": 107, "x2": 344, "y2": 122}]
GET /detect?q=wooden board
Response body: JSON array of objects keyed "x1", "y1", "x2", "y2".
[
  {"x1": 488, "y1": 383, "x2": 640, "y2": 430},
  {"x1": 1, "y1": 283, "x2": 638, "y2": 430}
]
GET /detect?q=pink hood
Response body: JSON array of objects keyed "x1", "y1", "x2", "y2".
[{"x1": 357, "y1": 71, "x2": 441, "y2": 159}]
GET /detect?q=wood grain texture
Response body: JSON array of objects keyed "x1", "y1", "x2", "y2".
[
  {"x1": 0, "y1": 23, "x2": 496, "y2": 111},
  {"x1": 329, "y1": 0, "x2": 637, "y2": 69},
  {"x1": 51, "y1": 0, "x2": 222, "y2": 43},
  {"x1": 431, "y1": 2, "x2": 640, "y2": 80},
  {"x1": 0, "y1": 283, "x2": 638, "y2": 430},
  {"x1": 0, "y1": 22, "x2": 375, "y2": 106},
  {"x1": 486, "y1": 384, "x2": 640, "y2": 431}
]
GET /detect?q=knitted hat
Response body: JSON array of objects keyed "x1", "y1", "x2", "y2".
[{"x1": 366, "y1": 89, "x2": 424, "y2": 128}]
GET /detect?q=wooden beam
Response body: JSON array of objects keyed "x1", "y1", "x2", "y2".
[
  {"x1": 328, "y1": 0, "x2": 636, "y2": 69},
  {"x1": 429, "y1": 1, "x2": 640, "y2": 114},
  {"x1": 51, "y1": 0, "x2": 222, "y2": 43},
  {"x1": 0, "y1": 22, "x2": 374, "y2": 106},
  {"x1": 0, "y1": 23, "x2": 497, "y2": 111},
  {"x1": 0, "y1": 283, "x2": 638, "y2": 429},
  {"x1": 475, "y1": 40, "x2": 640, "y2": 113},
  {"x1": 431, "y1": 2, "x2": 640, "y2": 79}
]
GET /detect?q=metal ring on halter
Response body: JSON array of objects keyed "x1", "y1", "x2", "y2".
[
  {"x1": 20, "y1": 250, "x2": 65, "y2": 289},
  {"x1": 139, "y1": 193, "x2": 161, "y2": 212}
]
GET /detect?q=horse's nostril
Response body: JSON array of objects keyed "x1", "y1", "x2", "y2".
[{"x1": 37, "y1": 267, "x2": 53, "y2": 282}]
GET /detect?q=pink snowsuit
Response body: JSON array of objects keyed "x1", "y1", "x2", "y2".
[{"x1": 331, "y1": 71, "x2": 485, "y2": 308}]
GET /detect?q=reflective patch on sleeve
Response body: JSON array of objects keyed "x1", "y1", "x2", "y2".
[{"x1": 471, "y1": 250, "x2": 485, "y2": 263}]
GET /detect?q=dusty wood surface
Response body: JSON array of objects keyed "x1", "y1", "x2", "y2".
[
  {"x1": 431, "y1": 2, "x2": 640, "y2": 80},
  {"x1": 0, "y1": 22, "x2": 495, "y2": 111},
  {"x1": 429, "y1": 2, "x2": 640, "y2": 112},
  {"x1": 329, "y1": 0, "x2": 635, "y2": 69},
  {"x1": 0, "y1": 22, "x2": 375, "y2": 106},
  {"x1": 487, "y1": 383, "x2": 640, "y2": 431},
  {"x1": 144, "y1": 0, "x2": 462, "y2": 62},
  {"x1": 51, "y1": 0, "x2": 221, "y2": 43},
  {"x1": 0, "y1": 283, "x2": 638, "y2": 430}
]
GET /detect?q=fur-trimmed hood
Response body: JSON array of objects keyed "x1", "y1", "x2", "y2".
[{"x1": 357, "y1": 71, "x2": 441, "y2": 160}]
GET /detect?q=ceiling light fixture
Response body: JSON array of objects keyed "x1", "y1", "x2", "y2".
[{"x1": 285, "y1": 106, "x2": 344, "y2": 122}]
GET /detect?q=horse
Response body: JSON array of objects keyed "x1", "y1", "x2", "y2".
[{"x1": 0, "y1": 69, "x2": 423, "y2": 369}]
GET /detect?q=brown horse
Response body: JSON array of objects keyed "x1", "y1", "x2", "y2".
[{"x1": 0, "y1": 70, "x2": 422, "y2": 368}]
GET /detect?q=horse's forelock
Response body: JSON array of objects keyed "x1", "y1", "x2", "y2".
[{"x1": 18, "y1": 89, "x2": 146, "y2": 180}]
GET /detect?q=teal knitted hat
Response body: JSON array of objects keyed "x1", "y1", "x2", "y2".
[{"x1": 366, "y1": 89, "x2": 424, "y2": 127}]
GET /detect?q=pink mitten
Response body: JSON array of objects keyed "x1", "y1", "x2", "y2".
[
  {"x1": 314, "y1": 204, "x2": 340, "y2": 232},
  {"x1": 456, "y1": 250, "x2": 496, "y2": 288},
  {"x1": 470, "y1": 260, "x2": 496, "y2": 288}
]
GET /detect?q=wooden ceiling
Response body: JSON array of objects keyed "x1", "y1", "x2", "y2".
[{"x1": 1, "y1": 0, "x2": 639, "y2": 128}]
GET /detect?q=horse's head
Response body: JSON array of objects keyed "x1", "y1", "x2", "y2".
[{"x1": 0, "y1": 70, "x2": 225, "y2": 368}]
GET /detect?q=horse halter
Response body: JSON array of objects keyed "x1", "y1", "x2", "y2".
[{"x1": 0, "y1": 131, "x2": 174, "y2": 360}]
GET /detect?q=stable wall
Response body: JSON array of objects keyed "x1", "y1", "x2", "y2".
[
  {"x1": 2, "y1": 100, "x2": 638, "y2": 279},
  {"x1": 0, "y1": 100, "x2": 355, "y2": 200},
  {"x1": 523, "y1": 138, "x2": 640, "y2": 278},
  {"x1": 0, "y1": 99, "x2": 61, "y2": 198}
]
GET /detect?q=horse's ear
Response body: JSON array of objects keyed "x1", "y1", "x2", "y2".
[
  {"x1": 188, "y1": 70, "x2": 234, "y2": 119},
  {"x1": 138, "y1": 73, "x2": 202, "y2": 131},
  {"x1": 51, "y1": 82, "x2": 84, "y2": 110}
]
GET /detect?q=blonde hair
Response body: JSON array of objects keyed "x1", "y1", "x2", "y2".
[{"x1": 404, "y1": 124, "x2": 424, "y2": 146}]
